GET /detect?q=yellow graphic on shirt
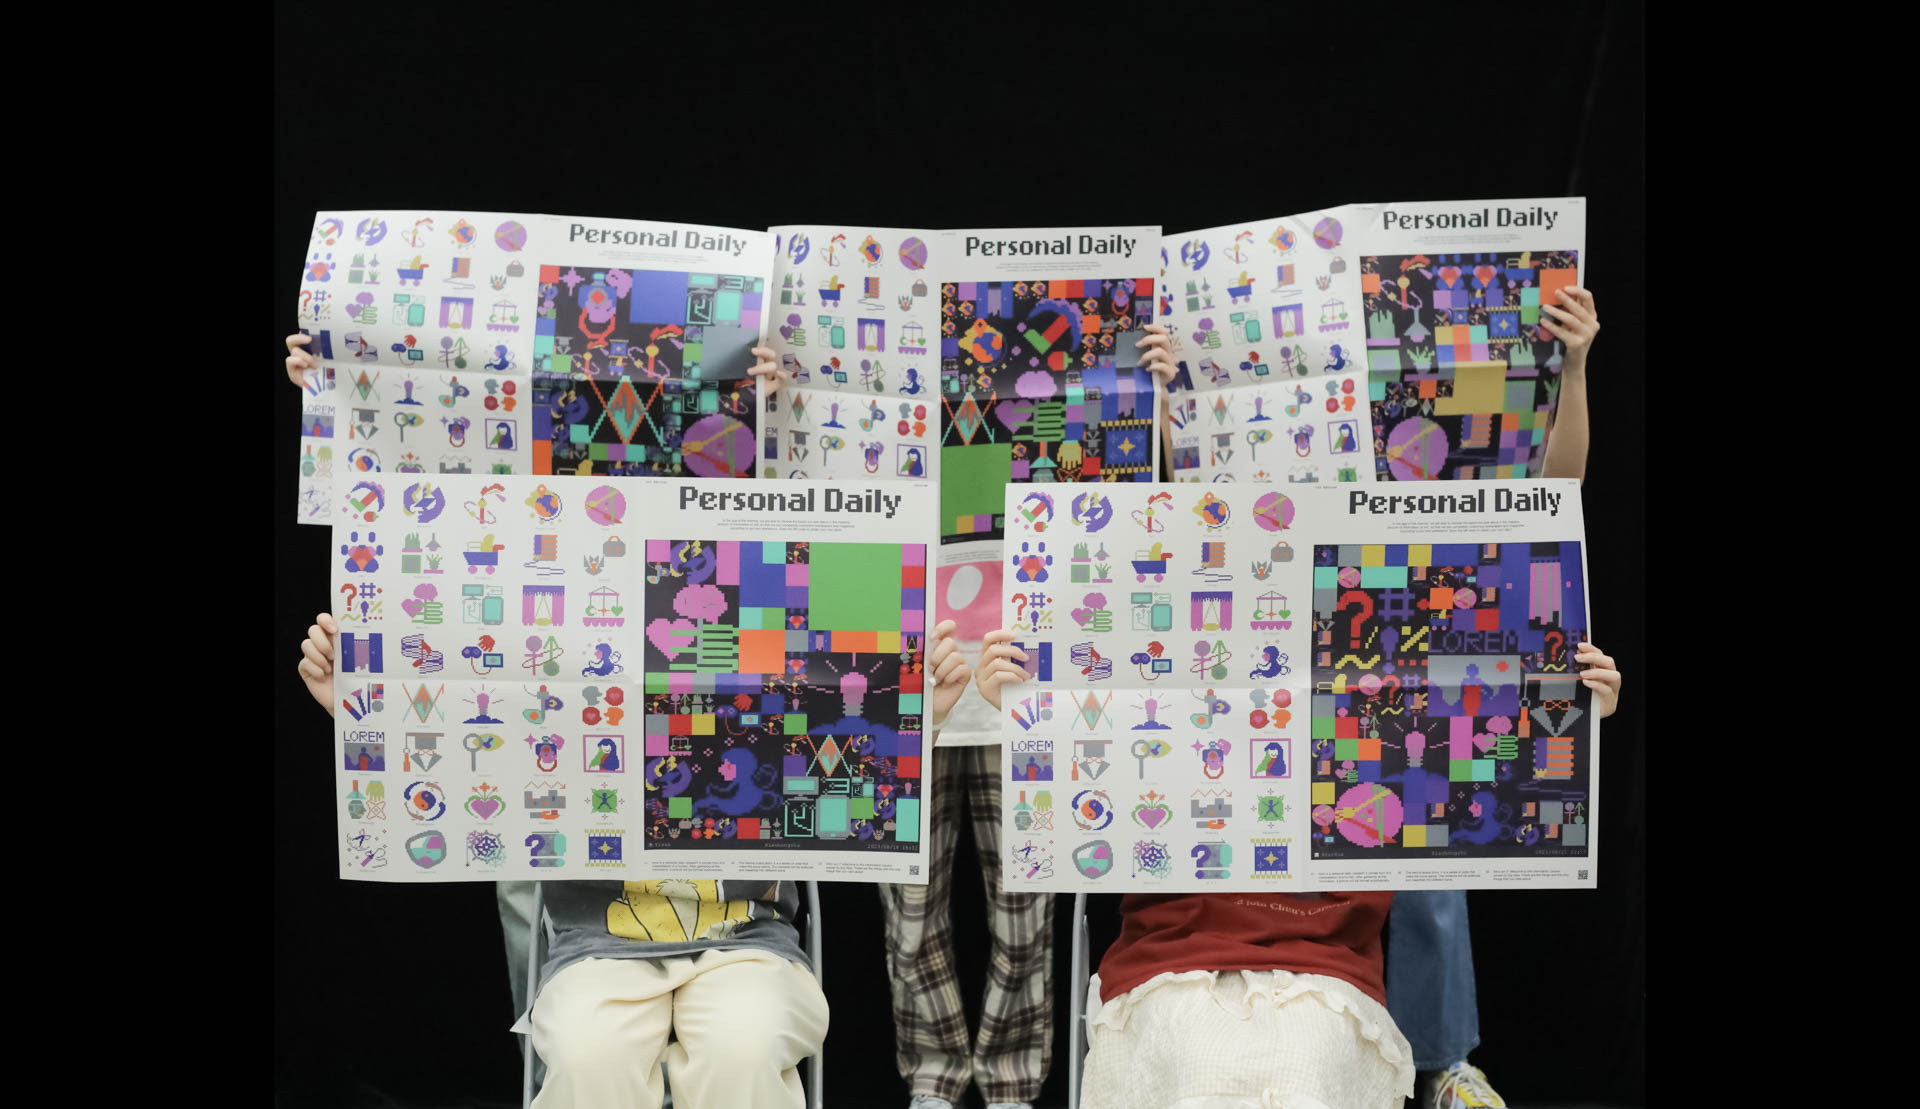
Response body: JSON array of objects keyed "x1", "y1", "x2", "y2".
[{"x1": 606, "y1": 879, "x2": 755, "y2": 942}]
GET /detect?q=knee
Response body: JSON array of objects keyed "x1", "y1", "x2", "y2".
[
  {"x1": 537, "y1": 1013, "x2": 656, "y2": 1084},
  {"x1": 692, "y1": 1024, "x2": 807, "y2": 1078}
]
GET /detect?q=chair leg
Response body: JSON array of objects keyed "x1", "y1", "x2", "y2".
[
  {"x1": 805, "y1": 880, "x2": 824, "y2": 1109},
  {"x1": 522, "y1": 881, "x2": 546, "y2": 1109},
  {"x1": 1069, "y1": 892, "x2": 1088, "y2": 1109}
]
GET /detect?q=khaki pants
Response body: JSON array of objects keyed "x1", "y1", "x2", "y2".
[{"x1": 530, "y1": 948, "x2": 829, "y2": 1109}]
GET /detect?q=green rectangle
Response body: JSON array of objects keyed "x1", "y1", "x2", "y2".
[
  {"x1": 645, "y1": 672, "x2": 670, "y2": 694},
  {"x1": 683, "y1": 341, "x2": 703, "y2": 366},
  {"x1": 551, "y1": 354, "x2": 572, "y2": 375},
  {"x1": 783, "y1": 714, "x2": 808, "y2": 734},
  {"x1": 850, "y1": 796, "x2": 874, "y2": 820},
  {"x1": 576, "y1": 428, "x2": 596, "y2": 447},
  {"x1": 760, "y1": 607, "x2": 785, "y2": 628},
  {"x1": 817, "y1": 796, "x2": 849, "y2": 837},
  {"x1": 1312, "y1": 715, "x2": 1335, "y2": 739},
  {"x1": 941, "y1": 443, "x2": 1012, "y2": 531},
  {"x1": 810, "y1": 543, "x2": 907, "y2": 630},
  {"x1": 668, "y1": 795, "x2": 692, "y2": 818},
  {"x1": 1360, "y1": 567, "x2": 1408, "y2": 588},
  {"x1": 1335, "y1": 736, "x2": 1358, "y2": 760},
  {"x1": 1450, "y1": 759, "x2": 1473, "y2": 782}
]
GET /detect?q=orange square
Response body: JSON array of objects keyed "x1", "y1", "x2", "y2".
[
  {"x1": 1539, "y1": 268, "x2": 1577, "y2": 310},
  {"x1": 1054, "y1": 279, "x2": 1084, "y2": 298},
  {"x1": 738, "y1": 629, "x2": 786, "y2": 676},
  {"x1": 1361, "y1": 272, "x2": 1381, "y2": 294},
  {"x1": 833, "y1": 630, "x2": 878, "y2": 653},
  {"x1": 1430, "y1": 587, "x2": 1455, "y2": 610},
  {"x1": 1359, "y1": 737, "x2": 1381, "y2": 762},
  {"x1": 1418, "y1": 379, "x2": 1439, "y2": 398}
]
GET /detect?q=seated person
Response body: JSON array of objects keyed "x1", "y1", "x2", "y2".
[
  {"x1": 977, "y1": 628, "x2": 1622, "y2": 1109},
  {"x1": 300, "y1": 611, "x2": 971, "y2": 1109}
]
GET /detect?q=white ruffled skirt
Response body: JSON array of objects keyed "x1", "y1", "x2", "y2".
[{"x1": 1080, "y1": 968, "x2": 1415, "y2": 1109}]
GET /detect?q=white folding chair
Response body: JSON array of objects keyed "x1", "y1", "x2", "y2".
[
  {"x1": 1066, "y1": 891, "x2": 1090, "y2": 1109},
  {"x1": 518, "y1": 880, "x2": 826, "y2": 1109}
]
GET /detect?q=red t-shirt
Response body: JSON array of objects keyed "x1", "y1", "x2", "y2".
[{"x1": 1096, "y1": 892, "x2": 1394, "y2": 1007}]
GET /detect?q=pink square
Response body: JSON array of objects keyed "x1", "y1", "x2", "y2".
[
  {"x1": 902, "y1": 544, "x2": 926, "y2": 567},
  {"x1": 901, "y1": 609, "x2": 922, "y2": 633},
  {"x1": 647, "y1": 733, "x2": 673, "y2": 756},
  {"x1": 1449, "y1": 715, "x2": 1473, "y2": 758},
  {"x1": 718, "y1": 541, "x2": 738, "y2": 586},
  {"x1": 647, "y1": 539, "x2": 669, "y2": 561},
  {"x1": 786, "y1": 563, "x2": 808, "y2": 585},
  {"x1": 669, "y1": 673, "x2": 693, "y2": 695}
]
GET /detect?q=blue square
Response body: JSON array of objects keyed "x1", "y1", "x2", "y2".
[
  {"x1": 740, "y1": 554, "x2": 788, "y2": 608},
  {"x1": 629, "y1": 270, "x2": 691, "y2": 324},
  {"x1": 1254, "y1": 844, "x2": 1288, "y2": 873},
  {"x1": 588, "y1": 834, "x2": 622, "y2": 862}
]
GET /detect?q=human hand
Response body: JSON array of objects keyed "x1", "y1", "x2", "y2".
[
  {"x1": 1575, "y1": 641, "x2": 1620, "y2": 719},
  {"x1": 976, "y1": 627, "x2": 1030, "y2": 713},
  {"x1": 927, "y1": 619, "x2": 970, "y2": 729},
  {"x1": 286, "y1": 333, "x2": 318, "y2": 387},
  {"x1": 747, "y1": 346, "x2": 791, "y2": 398},
  {"x1": 298, "y1": 613, "x2": 338, "y2": 716},
  {"x1": 1136, "y1": 324, "x2": 1179, "y2": 426},
  {"x1": 1540, "y1": 287, "x2": 1599, "y2": 372}
]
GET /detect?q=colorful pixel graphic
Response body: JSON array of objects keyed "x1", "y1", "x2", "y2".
[
  {"x1": 640, "y1": 539, "x2": 928, "y2": 851},
  {"x1": 1310, "y1": 541, "x2": 1589, "y2": 859},
  {"x1": 1361, "y1": 251, "x2": 1579, "y2": 480},
  {"x1": 940, "y1": 279, "x2": 1157, "y2": 543},
  {"x1": 533, "y1": 266, "x2": 762, "y2": 478}
]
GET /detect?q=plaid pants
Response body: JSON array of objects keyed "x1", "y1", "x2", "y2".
[{"x1": 878, "y1": 744, "x2": 1056, "y2": 1104}]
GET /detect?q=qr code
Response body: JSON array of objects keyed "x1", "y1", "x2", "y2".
[
  {"x1": 1577, "y1": 869, "x2": 1589, "y2": 880},
  {"x1": 909, "y1": 865, "x2": 921, "y2": 876}
]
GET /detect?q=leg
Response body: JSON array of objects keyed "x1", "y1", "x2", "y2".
[
  {"x1": 965, "y1": 744, "x2": 1056, "y2": 1105},
  {"x1": 663, "y1": 950, "x2": 830, "y2": 1109},
  {"x1": 530, "y1": 957, "x2": 674, "y2": 1109},
  {"x1": 499, "y1": 880, "x2": 548, "y2": 1089},
  {"x1": 1385, "y1": 890, "x2": 1481, "y2": 1072},
  {"x1": 876, "y1": 745, "x2": 975, "y2": 1101},
  {"x1": 1081, "y1": 971, "x2": 1410, "y2": 1109}
]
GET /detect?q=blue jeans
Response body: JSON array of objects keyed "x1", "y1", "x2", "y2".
[{"x1": 1386, "y1": 890, "x2": 1479, "y2": 1071}]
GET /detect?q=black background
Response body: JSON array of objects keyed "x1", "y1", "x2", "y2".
[{"x1": 276, "y1": 7, "x2": 1644, "y2": 1106}]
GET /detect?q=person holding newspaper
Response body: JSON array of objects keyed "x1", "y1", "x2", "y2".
[{"x1": 296, "y1": 610, "x2": 972, "y2": 1109}]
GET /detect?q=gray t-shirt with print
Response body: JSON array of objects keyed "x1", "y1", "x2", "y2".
[{"x1": 536, "y1": 879, "x2": 808, "y2": 995}]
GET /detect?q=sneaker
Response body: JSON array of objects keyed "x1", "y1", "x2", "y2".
[
  {"x1": 1422, "y1": 1060, "x2": 1507, "y2": 1108},
  {"x1": 908, "y1": 1097, "x2": 955, "y2": 1109}
]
